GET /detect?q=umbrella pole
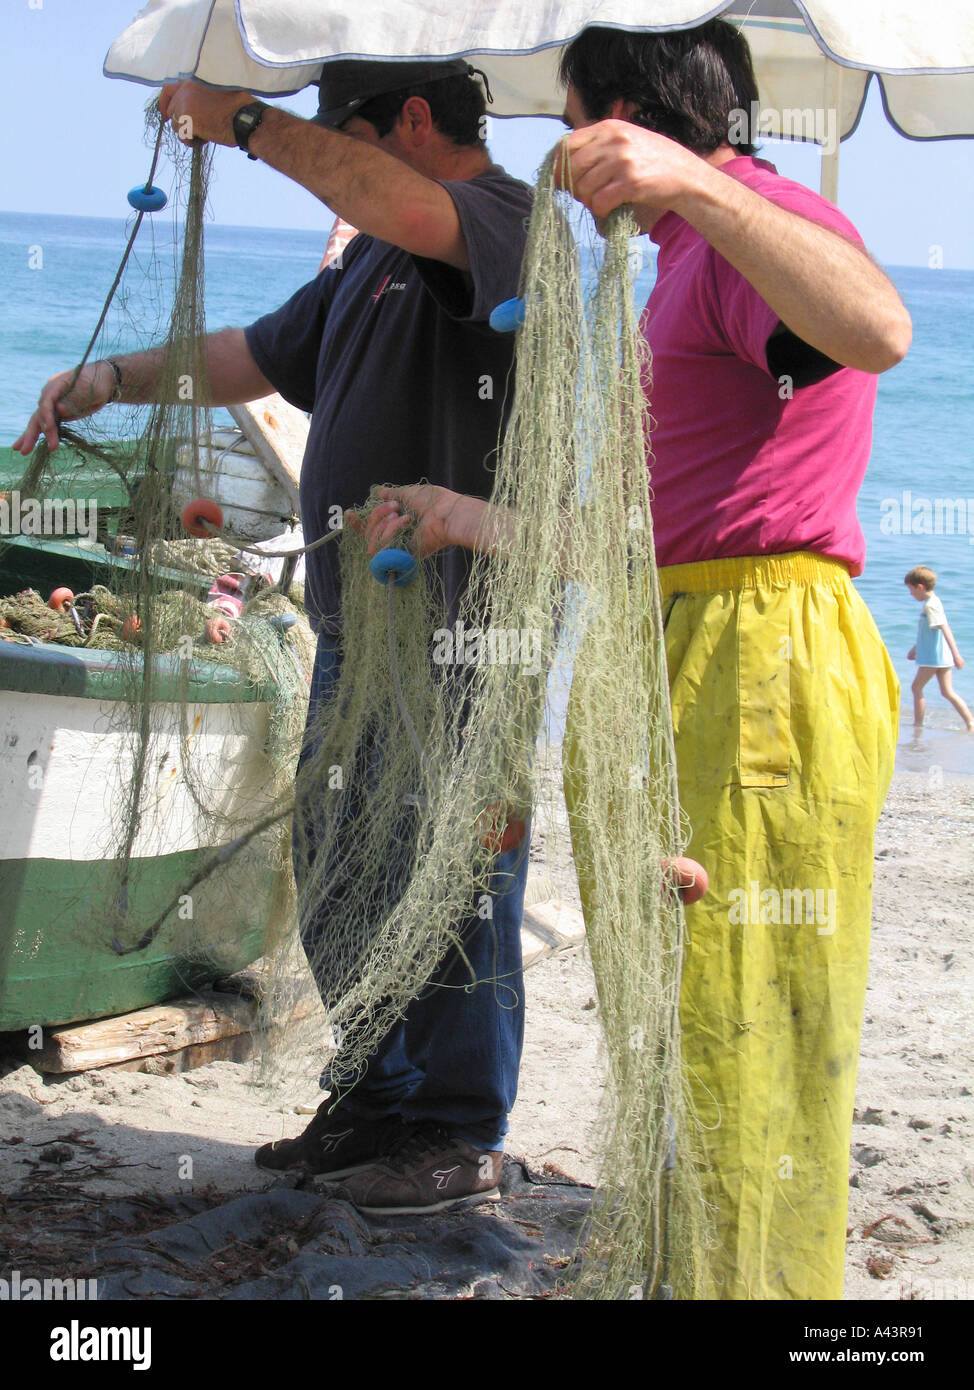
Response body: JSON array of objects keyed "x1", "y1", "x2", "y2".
[{"x1": 820, "y1": 62, "x2": 843, "y2": 202}]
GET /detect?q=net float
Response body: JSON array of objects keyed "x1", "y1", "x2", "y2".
[
  {"x1": 48, "y1": 587, "x2": 75, "y2": 613},
  {"x1": 489, "y1": 295, "x2": 527, "y2": 333},
  {"x1": 181, "y1": 498, "x2": 224, "y2": 538},
  {"x1": 205, "y1": 615, "x2": 233, "y2": 645},
  {"x1": 662, "y1": 856, "x2": 709, "y2": 904},
  {"x1": 369, "y1": 547, "x2": 417, "y2": 587},
  {"x1": 121, "y1": 615, "x2": 142, "y2": 643},
  {"x1": 127, "y1": 184, "x2": 168, "y2": 213},
  {"x1": 478, "y1": 802, "x2": 527, "y2": 854}
]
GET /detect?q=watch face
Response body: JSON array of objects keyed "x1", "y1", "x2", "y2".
[{"x1": 233, "y1": 104, "x2": 263, "y2": 148}]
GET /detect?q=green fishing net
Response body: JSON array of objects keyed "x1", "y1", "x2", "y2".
[{"x1": 1, "y1": 109, "x2": 710, "y2": 1297}]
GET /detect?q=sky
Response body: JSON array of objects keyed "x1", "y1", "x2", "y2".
[{"x1": 1, "y1": 0, "x2": 972, "y2": 269}]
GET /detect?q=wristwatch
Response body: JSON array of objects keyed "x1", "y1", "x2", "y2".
[{"x1": 232, "y1": 102, "x2": 267, "y2": 160}]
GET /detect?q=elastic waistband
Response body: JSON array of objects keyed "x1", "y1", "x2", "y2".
[{"x1": 658, "y1": 550, "x2": 851, "y2": 597}]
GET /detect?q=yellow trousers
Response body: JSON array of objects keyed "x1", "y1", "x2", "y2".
[{"x1": 565, "y1": 552, "x2": 899, "y2": 1299}]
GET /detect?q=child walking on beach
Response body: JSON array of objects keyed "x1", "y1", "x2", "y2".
[{"x1": 905, "y1": 566, "x2": 974, "y2": 731}]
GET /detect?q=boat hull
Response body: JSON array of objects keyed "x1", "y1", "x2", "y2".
[
  {"x1": 0, "y1": 851, "x2": 274, "y2": 1031},
  {"x1": 0, "y1": 641, "x2": 296, "y2": 1032}
]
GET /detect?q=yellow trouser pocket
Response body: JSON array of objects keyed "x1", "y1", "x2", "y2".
[{"x1": 737, "y1": 586, "x2": 790, "y2": 787}]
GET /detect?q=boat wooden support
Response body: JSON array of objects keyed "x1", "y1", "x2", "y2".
[
  {"x1": 228, "y1": 394, "x2": 307, "y2": 504},
  {"x1": 8, "y1": 890, "x2": 584, "y2": 1076},
  {"x1": 520, "y1": 897, "x2": 586, "y2": 970},
  {"x1": 17, "y1": 971, "x2": 312, "y2": 1075}
]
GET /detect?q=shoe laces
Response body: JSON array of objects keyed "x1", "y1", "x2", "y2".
[{"x1": 384, "y1": 1122, "x2": 453, "y2": 1170}]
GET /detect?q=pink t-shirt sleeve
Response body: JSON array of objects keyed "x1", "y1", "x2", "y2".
[{"x1": 704, "y1": 182, "x2": 867, "y2": 379}]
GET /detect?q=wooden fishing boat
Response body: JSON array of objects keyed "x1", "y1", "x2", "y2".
[{"x1": 0, "y1": 397, "x2": 309, "y2": 1032}]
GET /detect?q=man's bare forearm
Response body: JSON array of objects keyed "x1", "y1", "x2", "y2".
[
  {"x1": 558, "y1": 120, "x2": 912, "y2": 375},
  {"x1": 111, "y1": 328, "x2": 273, "y2": 406},
  {"x1": 669, "y1": 167, "x2": 912, "y2": 373},
  {"x1": 246, "y1": 110, "x2": 469, "y2": 268}
]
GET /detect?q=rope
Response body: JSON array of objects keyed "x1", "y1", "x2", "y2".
[
  {"x1": 196, "y1": 514, "x2": 343, "y2": 561},
  {"x1": 56, "y1": 120, "x2": 167, "y2": 413}
]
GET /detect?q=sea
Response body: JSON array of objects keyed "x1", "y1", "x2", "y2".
[{"x1": 2, "y1": 209, "x2": 972, "y2": 774}]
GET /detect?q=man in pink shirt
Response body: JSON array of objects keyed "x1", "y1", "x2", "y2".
[
  {"x1": 364, "y1": 19, "x2": 908, "y2": 1299},
  {"x1": 553, "y1": 20, "x2": 908, "y2": 1300}
]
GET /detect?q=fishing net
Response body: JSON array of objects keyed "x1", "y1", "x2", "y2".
[
  {"x1": 1, "y1": 104, "x2": 710, "y2": 1296},
  {"x1": 0, "y1": 109, "x2": 314, "y2": 1028},
  {"x1": 269, "y1": 155, "x2": 712, "y2": 1298}
]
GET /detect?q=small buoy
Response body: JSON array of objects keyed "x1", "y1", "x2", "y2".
[
  {"x1": 205, "y1": 615, "x2": 232, "y2": 645},
  {"x1": 121, "y1": 615, "x2": 142, "y2": 643},
  {"x1": 369, "y1": 547, "x2": 417, "y2": 587},
  {"x1": 479, "y1": 803, "x2": 527, "y2": 855},
  {"x1": 662, "y1": 856, "x2": 709, "y2": 905},
  {"x1": 181, "y1": 498, "x2": 223, "y2": 539},
  {"x1": 48, "y1": 587, "x2": 75, "y2": 614},
  {"x1": 269, "y1": 613, "x2": 298, "y2": 632},
  {"x1": 489, "y1": 296, "x2": 527, "y2": 333},
  {"x1": 127, "y1": 185, "x2": 168, "y2": 213}
]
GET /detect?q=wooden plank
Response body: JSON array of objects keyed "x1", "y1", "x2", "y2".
[
  {"x1": 228, "y1": 395, "x2": 308, "y2": 508},
  {"x1": 24, "y1": 895, "x2": 584, "y2": 1072},
  {"x1": 520, "y1": 898, "x2": 586, "y2": 970},
  {"x1": 28, "y1": 989, "x2": 257, "y2": 1074}
]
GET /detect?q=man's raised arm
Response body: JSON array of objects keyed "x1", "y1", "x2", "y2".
[
  {"x1": 14, "y1": 328, "x2": 273, "y2": 454},
  {"x1": 159, "y1": 85, "x2": 470, "y2": 271},
  {"x1": 558, "y1": 120, "x2": 912, "y2": 374}
]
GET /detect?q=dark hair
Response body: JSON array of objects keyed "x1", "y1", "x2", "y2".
[
  {"x1": 559, "y1": 20, "x2": 760, "y2": 155},
  {"x1": 353, "y1": 73, "x2": 487, "y2": 147}
]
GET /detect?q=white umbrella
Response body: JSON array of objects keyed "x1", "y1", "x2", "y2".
[{"x1": 105, "y1": 1, "x2": 974, "y2": 197}]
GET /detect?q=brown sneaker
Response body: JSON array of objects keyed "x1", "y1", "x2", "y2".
[
  {"x1": 337, "y1": 1122, "x2": 503, "y2": 1214},
  {"x1": 255, "y1": 1100, "x2": 406, "y2": 1178}
]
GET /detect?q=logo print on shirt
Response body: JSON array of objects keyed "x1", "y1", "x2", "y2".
[{"x1": 372, "y1": 274, "x2": 408, "y2": 302}]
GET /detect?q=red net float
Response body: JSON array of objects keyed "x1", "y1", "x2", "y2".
[
  {"x1": 661, "y1": 856, "x2": 709, "y2": 905},
  {"x1": 48, "y1": 587, "x2": 75, "y2": 613},
  {"x1": 181, "y1": 498, "x2": 224, "y2": 538},
  {"x1": 478, "y1": 802, "x2": 528, "y2": 855}
]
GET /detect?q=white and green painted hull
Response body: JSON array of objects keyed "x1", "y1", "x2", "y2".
[{"x1": 0, "y1": 636, "x2": 294, "y2": 1032}]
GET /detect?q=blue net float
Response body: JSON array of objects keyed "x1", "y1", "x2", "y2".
[
  {"x1": 127, "y1": 185, "x2": 168, "y2": 213},
  {"x1": 369, "y1": 547, "x2": 417, "y2": 587},
  {"x1": 488, "y1": 295, "x2": 527, "y2": 333},
  {"x1": 268, "y1": 613, "x2": 298, "y2": 632}
]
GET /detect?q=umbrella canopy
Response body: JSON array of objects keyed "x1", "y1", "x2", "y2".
[
  {"x1": 105, "y1": 1, "x2": 974, "y2": 132},
  {"x1": 105, "y1": 1, "x2": 974, "y2": 195}
]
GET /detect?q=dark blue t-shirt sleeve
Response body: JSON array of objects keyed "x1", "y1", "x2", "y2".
[
  {"x1": 243, "y1": 268, "x2": 340, "y2": 413},
  {"x1": 411, "y1": 173, "x2": 532, "y2": 324}
]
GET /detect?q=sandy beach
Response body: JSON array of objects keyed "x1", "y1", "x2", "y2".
[{"x1": 0, "y1": 757, "x2": 970, "y2": 1300}]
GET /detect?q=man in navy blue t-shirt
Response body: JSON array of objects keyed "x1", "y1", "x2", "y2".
[
  {"x1": 19, "y1": 60, "x2": 533, "y2": 1214},
  {"x1": 170, "y1": 60, "x2": 534, "y2": 1212}
]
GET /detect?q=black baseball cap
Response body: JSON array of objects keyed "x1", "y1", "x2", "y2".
[{"x1": 311, "y1": 58, "x2": 477, "y2": 129}]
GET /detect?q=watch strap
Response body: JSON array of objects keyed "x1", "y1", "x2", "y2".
[{"x1": 232, "y1": 102, "x2": 267, "y2": 160}]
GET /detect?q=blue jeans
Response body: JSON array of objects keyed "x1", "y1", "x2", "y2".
[{"x1": 293, "y1": 634, "x2": 529, "y2": 1150}]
